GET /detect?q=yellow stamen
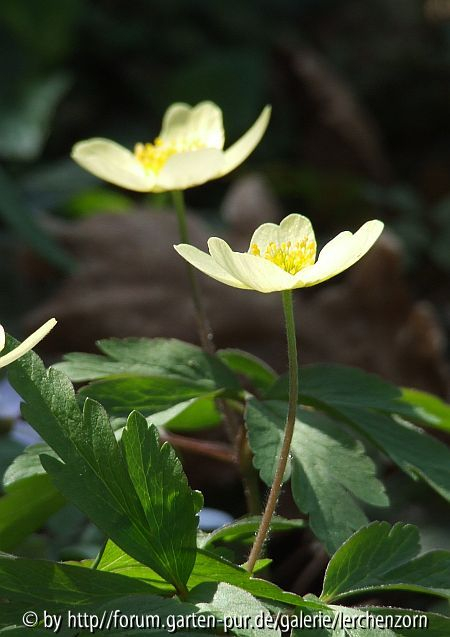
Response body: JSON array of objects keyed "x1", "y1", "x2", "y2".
[
  {"x1": 134, "y1": 136, "x2": 206, "y2": 173},
  {"x1": 251, "y1": 238, "x2": 316, "y2": 274}
]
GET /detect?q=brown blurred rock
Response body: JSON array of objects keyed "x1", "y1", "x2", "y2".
[{"x1": 26, "y1": 196, "x2": 449, "y2": 398}]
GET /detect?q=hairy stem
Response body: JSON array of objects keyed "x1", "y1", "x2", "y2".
[{"x1": 246, "y1": 290, "x2": 298, "y2": 572}]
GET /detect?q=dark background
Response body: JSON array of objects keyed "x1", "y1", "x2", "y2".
[
  {"x1": 0, "y1": 0, "x2": 449, "y2": 323},
  {"x1": 0, "y1": 0, "x2": 450, "y2": 592}
]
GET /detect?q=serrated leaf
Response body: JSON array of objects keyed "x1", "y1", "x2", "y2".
[
  {"x1": 338, "y1": 408, "x2": 450, "y2": 504},
  {"x1": 270, "y1": 364, "x2": 450, "y2": 508},
  {"x1": 6, "y1": 338, "x2": 199, "y2": 591},
  {"x1": 120, "y1": 412, "x2": 198, "y2": 590},
  {"x1": 245, "y1": 400, "x2": 388, "y2": 553},
  {"x1": 188, "y1": 582, "x2": 280, "y2": 637},
  {"x1": 200, "y1": 515, "x2": 304, "y2": 549},
  {"x1": 268, "y1": 363, "x2": 450, "y2": 433},
  {"x1": 217, "y1": 349, "x2": 277, "y2": 393},
  {"x1": 321, "y1": 522, "x2": 450, "y2": 603},
  {"x1": 57, "y1": 337, "x2": 239, "y2": 391}
]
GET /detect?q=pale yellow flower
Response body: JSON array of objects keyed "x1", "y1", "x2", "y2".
[
  {"x1": 0, "y1": 318, "x2": 57, "y2": 368},
  {"x1": 174, "y1": 214, "x2": 384, "y2": 293},
  {"x1": 71, "y1": 101, "x2": 271, "y2": 192}
]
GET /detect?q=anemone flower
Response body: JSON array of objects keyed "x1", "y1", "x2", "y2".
[
  {"x1": 72, "y1": 101, "x2": 271, "y2": 192},
  {"x1": 174, "y1": 214, "x2": 384, "y2": 293}
]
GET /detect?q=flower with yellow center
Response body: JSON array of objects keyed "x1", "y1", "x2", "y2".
[
  {"x1": 0, "y1": 318, "x2": 57, "y2": 368},
  {"x1": 71, "y1": 101, "x2": 271, "y2": 192},
  {"x1": 174, "y1": 214, "x2": 384, "y2": 293}
]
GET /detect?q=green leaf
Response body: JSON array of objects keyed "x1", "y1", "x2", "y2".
[
  {"x1": 270, "y1": 364, "x2": 450, "y2": 507},
  {"x1": 148, "y1": 396, "x2": 220, "y2": 431},
  {"x1": 6, "y1": 339, "x2": 199, "y2": 591},
  {"x1": 188, "y1": 582, "x2": 280, "y2": 637},
  {"x1": 338, "y1": 408, "x2": 450, "y2": 504},
  {"x1": 218, "y1": 349, "x2": 277, "y2": 393},
  {"x1": 268, "y1": 363, "x2": 450, "y2": 433},
  {"x1": 0, "y1": 166, "x2": 74, "y2": 271},
  {"x1": 0, "y1": 437, "x2": 22, "y2": 485},
  {"x1": 78, "y1": 376, "x2": 219, "y2": 417},
  {"x1": 85, "y1": 594, "x2": 206, "y2": 637},
  {"x1": 0, "y1": 475, "x2": 65, "y2": 551},
  {"x1": 401, "y1": 388, "x2": 450, "y2": 433},
  {"x1": 291, "y1": 602, "x2": 449, "y2": 636},
  {"x1": 0, "y1": 552, "x2": 164, "y2": 609},
  {"x1": 57, "y1": 337, "x2": 239, "y2": 391},
  {"x1": 200, "y1": 515, "x2": 304, "y2": 549},
  {"x1": 322, "y1": 522, "x2": 450, "y2": 603},
  {"x1": 98, "y1": 541, "x2": 316, "y2": 610},
  {"x1": 3, "y1": 443, "x2": 57, "y2": 488},
  {"x1": 362, "y1": 608, "x2": 450, "y2": 637},
  {"x1": 267, "y1": 364, "x2": 410, "y2": 414},
  {"x1": 120, "y1": 412, "x2": 199, "y2": 590},
  {"x1": 98, "y1": 540, "x2": 174, "y2": 594},
  {"x1": 245, "y1": 400, "x2": 388, "y2": 553}
]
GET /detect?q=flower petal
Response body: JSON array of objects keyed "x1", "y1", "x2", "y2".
[
  {"x1": 72, "y1": 138, "x2": 155, "y2": 192},
  {"x1": 0, "y1": 318, "x2": 57, "y2": 369},
  {"x1": 156, "y1": 148, "x2": 225, "y2": 191},
  {"x1": 292, "y1": 219, "x2": 384, "y2": 287},
  {"x1": 220, "y1": 105, "x2": 271, "y2": 176},
  {"x1": 249, "y1": 213, "x2": 316, "y2": 254},
  {"x1": 208, "y1": 238, "x2": 295, "y2": 293},
  {"x1": 160, "y1": 101, "x2": 225, "y2": 149},
  {"x1": 174, "y1": 244, "x2": 250, "y2": 290},
  {"x1": 0, "y1": 325, "x2": 5, "y2": 352}
]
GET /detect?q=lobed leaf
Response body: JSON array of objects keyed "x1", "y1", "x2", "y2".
[
  {"x1": 245, "y1": 399, "x2": 388, "y2": 553},
  {"x1": 322, "y1": 522, "x2": 450, "y2": 603},
  {"x1": 6, "y1": 338, "x2": 199, "y2": 591}
]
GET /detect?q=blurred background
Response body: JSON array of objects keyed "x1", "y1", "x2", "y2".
[{"x1": 0, "y1": 0, "x2": 450, "y2": 594}]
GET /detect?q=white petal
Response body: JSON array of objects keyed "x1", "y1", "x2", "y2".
[
  {"x1": 156, "y1": 149, "x2": 225, "y2": 190},
  {"x1": 72, "y1": 138, "x2": 155, "y2": 192},
  {"x1": 0, "y1": 318, "x2": 57, "y2": 369},
  {"x1": 0, "y1": 325, "x2": 5, "y2": 352},
  {"x1": 293, "y1": 220, "x2": 384, "y2": 287},
  {"x1": 208, "y1": 238, "x2": 295, "y2": 293},
  {"x1": 249, "y1": 213, "x2": 316, "y2": 254},
  {"x1": 220, "y1": 105, "x2": 271, "y2": 176},
  {"x1": 174, "y1": 244, "x2": 250, "y2": 290},
  {"x1": 160, "y1": 101, "x2": 225, "y2": 149}
]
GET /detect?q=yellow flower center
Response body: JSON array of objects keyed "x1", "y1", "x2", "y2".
[
  {"x1": 251, "y1": 239, "x2": 316, "y2": 274},
  {"x1": 134, "y1": 136, "x2": 206, "y2": 173}
]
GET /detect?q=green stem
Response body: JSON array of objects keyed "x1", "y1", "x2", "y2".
[
  {"x1": 171, "y1": 190, "x2": 214, "y2": 354},
  {"x1": 171, "y1": 190, "x2": 262, "y2": 515},
  {"x1": 246, "y1": 290, "x2": 298, "y2": 572}
]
